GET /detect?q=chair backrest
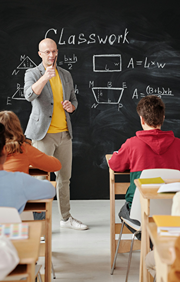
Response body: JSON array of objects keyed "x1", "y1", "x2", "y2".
[
  {"x1": 140, "y1": 168, "x2": 180, "y2": 179},
  {"x1": 130, "y1": 169, "x2": 180, "y2": 223},
  {"x1": 0, "y1": 207, "x2": 21, "y2": 223},
  {"x1": 171, "y1": 191, "x2": 180, "y2": 216}
]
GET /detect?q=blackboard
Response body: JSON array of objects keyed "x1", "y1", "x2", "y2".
[{"x1": 1, "y1": 0, "x2": 180, "y2": 199}]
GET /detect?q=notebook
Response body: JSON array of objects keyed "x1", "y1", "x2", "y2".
[
  {"x1": 157, "y1": 182, "x2": 180, "y2": 193},
  {"x1": 0, "y1": 223, "x2": 28, "y2": 240},
  {"x1": 138, "y1": 177, "x2": 165, "y2": 187},
  {"x1": 153, "y1": 215, "x2": 180, "y2": 236}
]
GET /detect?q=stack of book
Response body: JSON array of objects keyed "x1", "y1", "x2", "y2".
[
  {"x1": 153, "y1": 215, "x2": 180, "y2": 236},
  {"x1": 138, "y1": 177, "x2": 165, "y2": 187},
  {"x1": 0, "y1": 223, "x2": 28, "y2": 240}
]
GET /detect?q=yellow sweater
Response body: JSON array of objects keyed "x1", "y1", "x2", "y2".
[{"x1": 48, "y1": 69, "x2": 68, "y2": 133}]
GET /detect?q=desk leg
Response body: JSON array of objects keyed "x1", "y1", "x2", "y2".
[
  {"x1": 110, "y1": 176, "x2": 115, "y2": 268},
  {"x1": 139, "y1": 195, "x2": 144, "y2": 282},
  {"x1": 140, "y1": 196, "x2": 150, "y2": 282},
  {"x1": 45, "y1": 201, "x2": 52, "y2": 282},
  {"x1": 27, "y1": 263, "x2": 35, "y2": 282}
]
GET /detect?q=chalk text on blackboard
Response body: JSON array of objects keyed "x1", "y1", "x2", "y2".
[
  {"x1": 132, "y1": 86, "x2": 174, "y2": 99},
  {"x1": 127, "y1": 57, "x2": 166, "y2": 69},
  {"x1": 59, "y1": 54, "x2": 78, "y2": 70},
  {"x1": 8, "y1": 56, "x2": 37, "y2": 105},
  {"x1": 45, "y1": 28, "x2": 129, "y2": 46}
]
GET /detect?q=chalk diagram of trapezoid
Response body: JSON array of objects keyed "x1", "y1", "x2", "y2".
[
  {"x1": 11, "y1": 56, "x2": 37, "y2": 100},
  {"x1": 92, "y1": 54, "x2": 124, "y2": 108},
  {"x1": 92, "y1": 87, "x2": 124, "y2": 107}
]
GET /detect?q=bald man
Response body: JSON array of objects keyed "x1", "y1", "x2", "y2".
[{"x1": 24, "y1": 38, "x2": 88, "y2": 230}]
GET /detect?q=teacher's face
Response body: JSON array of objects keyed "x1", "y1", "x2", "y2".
[{"x1": 38, "y1": 41, "x2": 58, "y2": 68}]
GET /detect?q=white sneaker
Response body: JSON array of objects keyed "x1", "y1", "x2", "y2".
[{"x1": 60, "y1": 216, "x2": 88, "y2": 230}]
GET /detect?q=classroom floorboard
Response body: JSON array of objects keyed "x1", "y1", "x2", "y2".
[{"x1": 39, "y1": 199, "x2": 140, "y2": 281}]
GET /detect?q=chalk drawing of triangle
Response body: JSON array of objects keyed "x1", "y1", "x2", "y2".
[
  {"x1": 17, "y1": 56, "x2": 37, "y2": 69},
  {"x1": 12, "y1": 87, "x2": 25, "y2": 100}
]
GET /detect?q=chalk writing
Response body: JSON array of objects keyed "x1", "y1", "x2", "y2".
[
  {"x1": 64, "y1": 54, "x2": 77, "y2": 64},
  {"x1": 45, "y1": 27, "x2": 130, "y2": 46},
  {"x1": 132, "y1": 86, "x2": 174, "y2": 99},
  {"x1": 59, "y1": 54, "x2": 78, "y2": 70},
  {"x1": 93, "y1": 54, "x2": 121, "y2": 72},
  {"x1": 74, "y1": 84, "x2": 79, "y2": 94},
  {"x1": 8, "y1": 56, "x2": 37, "y2": 105},
  {"x1": 146, "y1": 85, "x2": 173, "y2": 96},
  {"x1": 127, "y1": 57, "x2": 166, "y2": 69}
]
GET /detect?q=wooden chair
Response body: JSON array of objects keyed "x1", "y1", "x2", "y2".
[
  {"x1": 106, "y1": 154, "x2": 141, "y2": 268},
  {"x1": 24, "y1": 167, "x2": 56, "y2": 279},
  {"x1": 111, "y1": 217, "x2": 141, "y2": 281},
  {"x1": 111, "y1": 168, "x2": 180, "y2": 281}
]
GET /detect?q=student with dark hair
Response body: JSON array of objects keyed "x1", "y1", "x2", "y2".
[
  {"x1": 0, "y1": 122, "x2": 55, "y2": 213},
  {"x1": 109, "y1": 95, "x2": 180, "y2": 223}
]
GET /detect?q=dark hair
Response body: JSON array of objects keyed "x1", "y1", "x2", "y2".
[
  {"x1": 0, "y1": 123, "x2": 6, "y2": 157},
  {"x1": 136, "y1": 95, "x2": 165, "y2": 127}
]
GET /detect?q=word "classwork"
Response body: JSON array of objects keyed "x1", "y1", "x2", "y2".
[{"x1": 45, "y1": 28, "x2": 130, "y2": 45}]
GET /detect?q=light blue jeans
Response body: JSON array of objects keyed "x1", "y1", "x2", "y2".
[{"x1": 32, "y1": 131, "x2": 72, "y2": 220}]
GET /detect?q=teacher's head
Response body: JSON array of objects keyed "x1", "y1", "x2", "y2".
[
  {"x1": 38, "y1": 38, "x2": 58, "y2": 68},
  {"x1": 0, "y1": 111, "x2": 25, "y2": 154}
]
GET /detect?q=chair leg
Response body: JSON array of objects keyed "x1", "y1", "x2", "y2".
[
  {"x1": 125, "y1": 230, "x2": 140, "y2": 282},
  {"x1": 52, "y1": 261, "x2": 56, "y2": 279},
  {"x1": 38, "y1": 272, "x2": 43, "y2": 282},
  {"x1": 111, "y1": 221, "x2": 125, "y2": 275}
]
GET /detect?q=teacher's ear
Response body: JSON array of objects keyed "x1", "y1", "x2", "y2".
[{"x1": 38, "y1": 51, "x2": 42, "y2": 59}]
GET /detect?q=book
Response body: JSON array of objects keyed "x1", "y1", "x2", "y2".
[
  {"x1": 157, "y1": 182, "x2": 180, "y2": 193},
  {"x1": 0, "y1": 223, "x2": 28, "y2": 240},
  {"x1": 138, "y1": 177, "x2": 165, "y2": 187},
  {"x1": 153, "y1": 215, "x2": 180, "y2": 236}
]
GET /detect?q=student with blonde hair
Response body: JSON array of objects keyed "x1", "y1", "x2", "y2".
[{"x1": 0, "y1": 111, "x2": 61, "y2": 173}]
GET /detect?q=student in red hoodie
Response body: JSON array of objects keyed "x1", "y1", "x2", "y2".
[{"x1": 109, "y1": 95, "x2": 180, "y2": 224}]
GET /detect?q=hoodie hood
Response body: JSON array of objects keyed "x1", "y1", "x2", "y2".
[{"x1": 136, "y1": 129, "x2": 175, "y2": 155}]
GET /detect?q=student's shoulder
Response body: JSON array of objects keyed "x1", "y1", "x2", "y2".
[
  {"x1": 22, "y1": 142, "x2": 34, "y2": 152},
  {"x1": 0, "y1": 170, "x2": 29, "y2": 182},
  {"x1": 123, "y1": 135, "x2": 138, "y2": 146},
  {"x1": 174, "y1": 136, "x2": 180, "y2": 143}
]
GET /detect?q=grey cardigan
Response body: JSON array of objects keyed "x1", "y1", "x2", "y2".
[{"x1": 24, "y1": 63, "x2": 78, "y2": 140}]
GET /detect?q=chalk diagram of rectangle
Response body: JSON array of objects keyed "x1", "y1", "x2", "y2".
[
  {"x1": 92, "y1": 87, "x2": 124, "y2": 104},
  {"x1": 93, "y1": 54, "x2": 121, "y2": 72},
  {"x1": 11, "y1": 87, "x2": 25, "y2": 100}
]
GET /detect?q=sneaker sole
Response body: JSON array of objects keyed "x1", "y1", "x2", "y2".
[{"x1": 60, "y1": 224, "x2": 88, "y2": 230}]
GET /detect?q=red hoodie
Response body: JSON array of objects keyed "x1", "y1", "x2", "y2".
[{"x1": 109, "y1": 129, "x2": 180, "y2": 205}]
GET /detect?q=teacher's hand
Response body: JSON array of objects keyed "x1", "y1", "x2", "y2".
[
  {"x1": 44, "y1": 66, "x2": 56, "y2": 80},
  {"x1": 62, "y1": 100, "x2": 75, "y2": 113}
]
